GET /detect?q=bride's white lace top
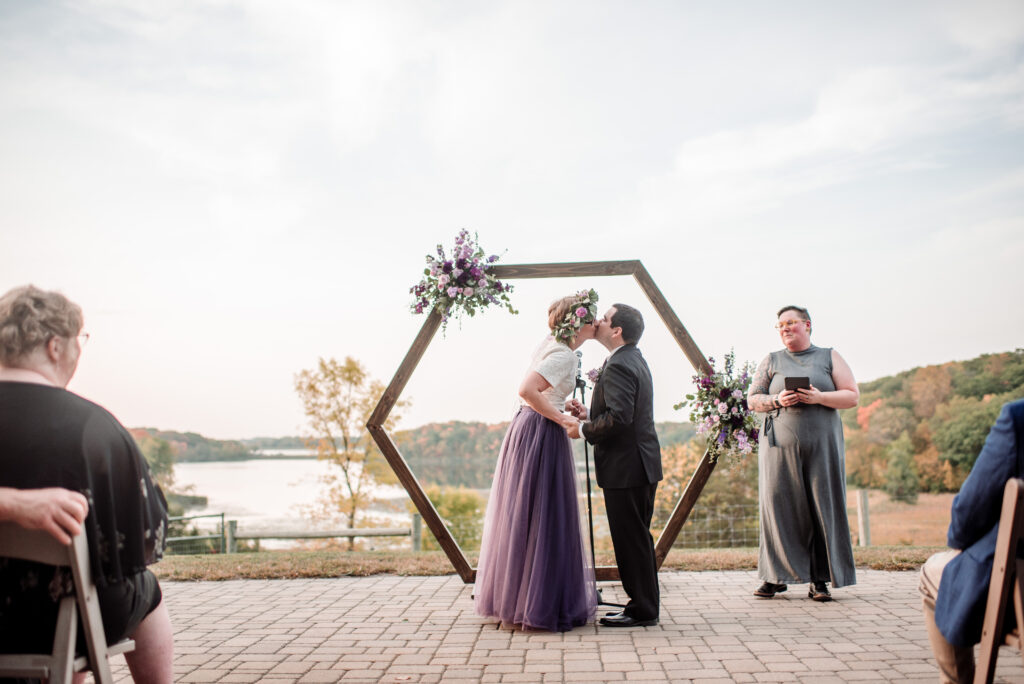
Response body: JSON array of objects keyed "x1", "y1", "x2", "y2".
[{"x1": 524, "y1": 335, "x2": 577, "y2": 412}]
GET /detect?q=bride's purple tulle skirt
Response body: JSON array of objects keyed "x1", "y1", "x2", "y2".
[{"x1": 474, "y1": 407, "x2": 597, "y2": 631}]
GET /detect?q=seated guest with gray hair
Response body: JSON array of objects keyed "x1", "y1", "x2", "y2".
[{"x1": 0, "y1": 284, "x2": 173, "y2": 683}]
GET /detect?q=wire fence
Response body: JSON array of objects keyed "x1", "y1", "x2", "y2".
[
  {"x1": 166, "y1": 513, "x2": 226, "y2": 555},
  {"x1": 670, "y1": 504, "x2": 760, "y2": 549}
]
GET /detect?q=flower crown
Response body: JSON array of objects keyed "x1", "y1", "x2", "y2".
[{"x1": 553, "y1": 289, "x2": 599, "y2": 344}]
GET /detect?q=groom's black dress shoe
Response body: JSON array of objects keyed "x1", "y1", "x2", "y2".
[{"x1": 599, "y1": 614, "x2": 658, "y2": 627}]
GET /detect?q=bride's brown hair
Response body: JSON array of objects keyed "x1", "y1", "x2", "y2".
[{"x1": 547, "y1": 295, "x2": 579, "y2": 332}]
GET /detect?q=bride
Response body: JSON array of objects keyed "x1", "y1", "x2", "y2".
[{"x1": 473, "y1": 290, "x2": 599, "y2": 631}]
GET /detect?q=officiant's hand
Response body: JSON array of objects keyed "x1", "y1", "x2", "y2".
[{"x1": 567, "y1": 398, "x2": 588, "y2": 420}]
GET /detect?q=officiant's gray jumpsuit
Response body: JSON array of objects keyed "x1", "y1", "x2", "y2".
[{"x1": 757, "y1": 345, "x2": 856, "y2": 588}]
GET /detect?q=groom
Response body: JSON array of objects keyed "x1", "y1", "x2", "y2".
[{"x1": 568, "y1": 303, "x2": 662, "y2": 627}]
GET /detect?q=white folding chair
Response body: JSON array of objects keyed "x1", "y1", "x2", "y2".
[{"x1": 0, "y1": 522, "x2": 135, "y2": 684}]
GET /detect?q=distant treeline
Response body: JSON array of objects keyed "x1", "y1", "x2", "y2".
[
  {"x1": 133, "y1": 428, "x2": 254, "y2": 462},
  {"x1": 240, "y1": 436, "x2": 308, "y2": 450},
  {"x1": 840, "y1": 348, "x2": 1024, "y2": 500}
]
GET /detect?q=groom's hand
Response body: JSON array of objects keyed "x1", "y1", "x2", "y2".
[{"x1": 567, "y1": 399, "x2": 588, "y2": 420}]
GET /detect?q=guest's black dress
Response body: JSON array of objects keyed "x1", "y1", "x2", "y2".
[{"x1": 0, "y1": 382, "x2": 168, "y2": 655}]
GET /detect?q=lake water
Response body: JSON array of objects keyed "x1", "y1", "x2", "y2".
[{"x1": 173, "y1": 458, "x2": 412, "y2": 547}]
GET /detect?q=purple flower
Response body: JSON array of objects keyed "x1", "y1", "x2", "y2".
[
  {"x1": 447, "y1": 286, "x2": 459, "y2": 297},
  {"x1": 575, "y1": 306, "x2": 587, "y2": 317},
  {"x1": 488, "y1": 254, "x2": 499, "y2": 262}
]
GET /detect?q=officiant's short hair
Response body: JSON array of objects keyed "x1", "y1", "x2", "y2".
[{"x1": 611, "y1": 304, "x2": 644, "y2": 344}]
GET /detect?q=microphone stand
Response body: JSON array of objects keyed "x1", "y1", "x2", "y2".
[{"x1": 573, "y1": 357, "x2": 625, "y2": 610}]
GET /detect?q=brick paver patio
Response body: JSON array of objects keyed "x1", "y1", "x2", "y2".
[{"x1": 106, "y1": 570, "x2": 1024, "y2": 682}]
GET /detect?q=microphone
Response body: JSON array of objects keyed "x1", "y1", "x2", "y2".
[{"x1": 575, "y1": 350, "x2": 583, "y2": 378}]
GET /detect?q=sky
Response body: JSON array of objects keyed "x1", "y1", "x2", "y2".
[{"x1": 1, "y1": 0, "x2": 1022, "y2": 440}]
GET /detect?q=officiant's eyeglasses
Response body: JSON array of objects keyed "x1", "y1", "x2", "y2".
[{"x1": 774, "y1": 319, "x2": 807, "y2": 330}]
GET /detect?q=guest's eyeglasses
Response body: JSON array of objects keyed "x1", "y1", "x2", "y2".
[
  {"x1": 774, "y1": 319, "x2": 807, "y2": 330},
  {"x1": 77, "y1": 333, "x2": 90, "y2": 347}
]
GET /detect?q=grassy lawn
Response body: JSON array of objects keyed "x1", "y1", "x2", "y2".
[
  {"x1": 848, "y1": 490, "x2": 953, "y2": 546},
  {"x1": 155, "y1": 545, "x2": 945, "y2": 582}
]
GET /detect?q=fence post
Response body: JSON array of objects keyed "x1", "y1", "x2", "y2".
[
  {"x1": 857, "y1": 489, "x2": 871, "y2": 547},
  {"x1": 227, "y1": 520, "x2": 237, "y2": 553},
  {"x1": 412, "y1": 513, "x2": 422, "y2": 552}
]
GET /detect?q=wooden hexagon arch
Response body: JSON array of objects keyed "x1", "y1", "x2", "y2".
[{"x1": 367, "y1": 260, "x2": 718, "y2": 583}]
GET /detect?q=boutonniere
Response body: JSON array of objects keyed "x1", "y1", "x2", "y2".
[{"x1": 586, "y1": 367, "x2": 602, "y2": 387}]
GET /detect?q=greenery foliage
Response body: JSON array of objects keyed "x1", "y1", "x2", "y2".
[
  {"x1": 883, "y1": 432, "x2": 919, "y2": 504},
  {"x1": 415, "y1": 485, "x2": 486, "y2": 551}
]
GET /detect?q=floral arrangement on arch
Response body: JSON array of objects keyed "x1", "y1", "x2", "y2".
[
  {"x1": 674, "y1": 349, "x2": 759, "y2": 463},
  {"x1": 410, "y1": 229, "x2": 517, "y2": 329}
]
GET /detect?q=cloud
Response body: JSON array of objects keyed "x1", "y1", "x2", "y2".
[{"x1": 637, "y1": 54, "x2": 1024, "y2": 227}]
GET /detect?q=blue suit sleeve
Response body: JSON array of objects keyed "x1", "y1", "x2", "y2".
[{"x1": 947, "y1": 403, "x2": 1019, "y2": 549}]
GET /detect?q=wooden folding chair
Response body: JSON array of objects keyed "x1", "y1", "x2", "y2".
[
  {"x1": 0, "y1": 522, "x2": 135, "y2": 684},
  {"x1": 975, "y1": 477, "x2": 1024, "y2": 684}
]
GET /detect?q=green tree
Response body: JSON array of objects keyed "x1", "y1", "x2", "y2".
[
  {"x1": 883, "y1": 431, "x2": 918, "y2": 503},
  {"x1": 931, "y1": 396, "x2": 1004, "y2": 470},
  {"x1": 416, "y1": 485, "x2": 486, "y2": 551},
  {"x1": 294, "y1": 356, "x2": 408, "y2": 549},
  {"x1": 132, "y1": 431, "x2": 176, "y2": 493}
]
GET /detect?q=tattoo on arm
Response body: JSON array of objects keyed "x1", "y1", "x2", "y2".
[{"x1": 747, "y1": 357, "x2": 777, "y2": 413}]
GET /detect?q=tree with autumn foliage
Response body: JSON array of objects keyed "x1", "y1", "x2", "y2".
[
  {"x1": 294, "y1": 356, "x2": 409, "y2": 549},
  {"x1": 841, "y1": 349, "x2": 1024, "y2": 497}
]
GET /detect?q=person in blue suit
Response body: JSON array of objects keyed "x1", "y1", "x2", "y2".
[{"x1": 919, "y1": 398, "x2": 1024, "y2": 683}]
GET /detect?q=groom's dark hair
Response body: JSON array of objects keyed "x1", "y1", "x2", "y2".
[{"x1": 611, "y1": 303, "x2": 644, "y2": 344}]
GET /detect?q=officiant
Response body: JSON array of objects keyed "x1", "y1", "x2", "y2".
[{"x1": 745, "y1": 305, "x2": 859, "y2": 602}]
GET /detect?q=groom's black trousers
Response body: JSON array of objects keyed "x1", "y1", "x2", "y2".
[{"x1": 604, "y1": 482, "x2": 659, "y2": 621}]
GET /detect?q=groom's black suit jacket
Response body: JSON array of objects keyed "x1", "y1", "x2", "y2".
[{"x1": 582, "y1": 343, "x2": 662, "y2": 488}]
